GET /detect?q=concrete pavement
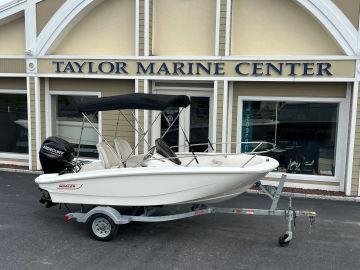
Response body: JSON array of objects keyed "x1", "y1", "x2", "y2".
[{"x1": 0, "y1": 171, "x2": 359, "y2": 270}]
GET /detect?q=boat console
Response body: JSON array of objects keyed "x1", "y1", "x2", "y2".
[{"x1": 154, "y1": 138, "x2": 182, "y2": 165}]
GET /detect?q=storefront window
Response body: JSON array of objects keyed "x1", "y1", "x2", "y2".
[
  {"x1": 0, "y1": 94, "x2": 28, "y2": 154},
  {"x1": 161, "y1": 107, "x2": 179, "y2": 152},
  {"x1": 242, "y1": 101, "x2": 338, "y2": 176},
  {"x1": 54, "y1": 95, "x2": 99, "y2": 158}
]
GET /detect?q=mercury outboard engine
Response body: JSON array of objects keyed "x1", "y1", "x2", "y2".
[{"x1": 39, "y1": 136, "x2": 76, "y2": 174}]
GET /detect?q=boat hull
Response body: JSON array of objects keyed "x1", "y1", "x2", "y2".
[{"x1": 36, "y1": 158, "x2": 278, "y2": 206}]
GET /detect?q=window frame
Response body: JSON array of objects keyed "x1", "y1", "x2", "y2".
[
  {"x1": 236, "y1": 95, "x2": 350, "y2": 185},
  {"x1": 152, "y1": 87, "x2": 214, "y2": 153},
  {"x1": 0, "y1": 89, "x2": 29, "y2": 160},
  {"x1": 46, "y1": 90, "x2": 102, "y2": 160}
]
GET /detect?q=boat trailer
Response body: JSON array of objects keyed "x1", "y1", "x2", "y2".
[{"x1": 64, "y1": 175, "x2": 316, "y2": 246}]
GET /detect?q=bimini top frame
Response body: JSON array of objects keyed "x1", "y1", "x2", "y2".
[
  {"x1": 74, "y1": 93, "x2": 276, "y2": 167},
  {"x1": 77, "y1": 93, "x2": 191, "y2": 113},
  {"x1": 75, "y1": 93, "x2": 190, "y2": 164}
]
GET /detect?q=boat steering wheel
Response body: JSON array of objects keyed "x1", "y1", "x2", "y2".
[
  {"x1": 143, "y1": 145, "x2": 156, "y2": 161},
  {"x1": 155, "y1": 138, "x2": 182, "y2": 165}
]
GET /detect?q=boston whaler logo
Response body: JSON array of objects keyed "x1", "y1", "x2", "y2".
[{"x1": 57, "y1": 183, "x2": 83, "y2": 190}]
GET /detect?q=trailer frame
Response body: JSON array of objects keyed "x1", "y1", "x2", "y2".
[{"x1": 64, "y1": 175, "x2": 316, "y2": 246}]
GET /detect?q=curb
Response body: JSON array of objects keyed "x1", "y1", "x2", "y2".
[{"x1": 247, "y1": 189, "x2": 360, "y2": 202}]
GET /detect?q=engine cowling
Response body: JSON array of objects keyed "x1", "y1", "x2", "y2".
[{"x1": 39, "y1": 136, "x2": 75, "y2": 174}]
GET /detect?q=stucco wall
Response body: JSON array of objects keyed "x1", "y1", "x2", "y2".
[
  {"x1": 0, "y1": 15, "x2": 25, "y2": 55},
  {"x1": 332, "y1": 0, "x2": 360, "y2": 29},
  {"x1": 36, "y1": 0, "x2": 66, "y2": 35},
  {"x1": 231, "y1": 0, "x2": 344, "y2": 55},
  {"x1": 53, "y1": 0, "x2": 135, "y2": 55},
  {"x1": 152, "y1": 0, "x2": 216, "y2": 56},
  {"x1": 0, "y1": 78, "x2": 26, "y2": 89}
]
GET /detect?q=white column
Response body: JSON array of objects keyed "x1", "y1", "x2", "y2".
[
  {"x1": 222, "y1": 81, "x2": 229, "y2": 153},
  {"x1": 227, "y1": 82, "x2": 233, "y2": 153},
  {"x1": 45, "y1": 78, "x2": 51, "y2": 138},
  {"x1": 212, "y1": 81, "x2": 218, "y2": 151},
  {"x1": 25, "y1": 0, "x2": 37, "y2": 169},
  {"x1": 144, "y1": 0, "x2": 150, "y2": 56},
  {"x1": 143, "y1": 80, "x2": 149, "y2": 153},
  {"x1": 346, "y1": 81, "x2": 358, "y2": 196},
  {"x1": 135, "y1": 0, "x2": 140, "y2": 56},
  {"x1": 26, "y1": 77, "x2": 32, "y2": 170},
  {"x1": 25, "y1": 0, "x2": 36, "y2": 53},
  {"x1": 144, "y1": 0, "x2": 150, "y2": 152},
  {"x1": 225, "y1": 0, "x2": 232, "y2": 56},
  {"x1": 134, "y1": 79, "x2": 139, "y2": 155},
  {"x1": 34, "y1": 77, "x2": 42, "y2": 170},
  {"x1": 214, "y1": 0, "x2": 221, "y2": 56}
]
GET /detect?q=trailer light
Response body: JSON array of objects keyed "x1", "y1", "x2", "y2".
[{"x1": 64, "y1": 214, "x2": 71, "y2": 222}]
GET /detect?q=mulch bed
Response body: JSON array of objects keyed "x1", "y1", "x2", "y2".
[
  {"x1": 0, "y1": 164, "x2": 29, "y2": 170},
  {"x1": 251, "y1": 185, "x2": 345, "y2": 197}
]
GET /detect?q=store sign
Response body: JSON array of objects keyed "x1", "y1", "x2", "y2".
[{"x1": 51, "y1": 60, "x2": 333, "y2": 77}]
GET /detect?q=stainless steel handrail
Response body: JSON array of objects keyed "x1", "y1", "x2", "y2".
[
  {"x1": 140, "y1": 152, "x2": 269, "y2": 168},
  {"x1": 170, "y1": 141, "x2": 277, "y2": 154},
  {"x1": 136, "y1": 141, "x2": 277, "y2": 168}
]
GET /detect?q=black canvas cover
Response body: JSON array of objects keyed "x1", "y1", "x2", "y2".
[{"x1": 77, "y1": 93, "x2": 190, "y2": 113}]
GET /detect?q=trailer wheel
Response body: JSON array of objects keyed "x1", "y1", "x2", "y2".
[
  {"x1": 88, "y1": 214, "x2": 118, "y2": 241},
  {"x1": 278, "y1": 233, "x2": 290, "y2": 247}
]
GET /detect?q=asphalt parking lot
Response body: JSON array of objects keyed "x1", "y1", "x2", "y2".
[{"x1": 0, "y1": 171, "x2": 359, "y2": 270}]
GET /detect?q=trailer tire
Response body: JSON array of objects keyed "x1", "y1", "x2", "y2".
[{"x1": 88, "y1": 214, "x2": 118, "y2": 241}]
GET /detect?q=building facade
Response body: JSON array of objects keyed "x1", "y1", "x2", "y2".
[{"x1": 0, "y1": 0, "x2": 360, "y2": 196}]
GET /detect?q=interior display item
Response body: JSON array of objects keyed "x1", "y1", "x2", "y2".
[
  {"x1": 242, "y1": 101, "x2": 338, "y2": 176},
  {"x1": 54, "y1": 95, "x2": 99, "y2": 158}
]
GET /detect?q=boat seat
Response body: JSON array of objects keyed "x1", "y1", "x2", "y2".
[
  {"x1": 96, "y1": 142, "x2": 123, "y2": 169},
  {"x1": 114, "y1": 138, "x2": 133, "y2": 160}
]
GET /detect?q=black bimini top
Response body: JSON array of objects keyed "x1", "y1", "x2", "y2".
[{"x1": 77, "y1": 93, "x2": 191, "y2": 113}]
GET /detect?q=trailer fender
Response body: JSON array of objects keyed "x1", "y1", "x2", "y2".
[{"x1": 68, "y1": 206, "x2": 130, "y2": 225}]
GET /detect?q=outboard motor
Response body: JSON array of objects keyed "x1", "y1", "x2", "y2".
[{"x1": 39, "y1": 136, "x2": 76, "y2": 174}]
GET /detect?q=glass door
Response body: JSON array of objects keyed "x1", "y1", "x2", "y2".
[
  {"x1": 188, "y1": 96, "x2": 210, "y2": 152},
  {"x1": 160, "y1": 106, "x2": 180, "y2": 152},
  {"x1": 155, "y1": 90, "x2": 212, "y2": 153}
]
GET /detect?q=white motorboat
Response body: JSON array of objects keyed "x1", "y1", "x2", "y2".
[
  {"x1": 34, "y1": 93, "x2": 318, "y2": 246},
  {"x1": 36, "y1": 154, "x2": 278, "y2": 206},
  {"x1": 35, "y1": 93, "x2": 278, "y2": 207}
]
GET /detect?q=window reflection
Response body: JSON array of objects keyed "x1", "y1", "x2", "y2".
[
  {"x1": 242, "y1": 101, "x2": 338, "y2": 176},
  {"x1": 0, "y1": 94, "x2": 28, "y2": 154},
  {"x1": 161, "y1": 107, "x2": 179, "y2": 152},
  {"x1": 189, "y1": 97, "x2": 210, "y2": 152},
  {"x1": 54, "y1": 95, "x2": 99, "y2": 158}
]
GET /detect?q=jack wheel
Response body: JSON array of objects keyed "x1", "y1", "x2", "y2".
[
  {"x1": 278, "y1": 233, "x2": 290, "y2": 247},
  {"x1": 88, "y1": 214, "x2": 118, "y2": 241}
]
